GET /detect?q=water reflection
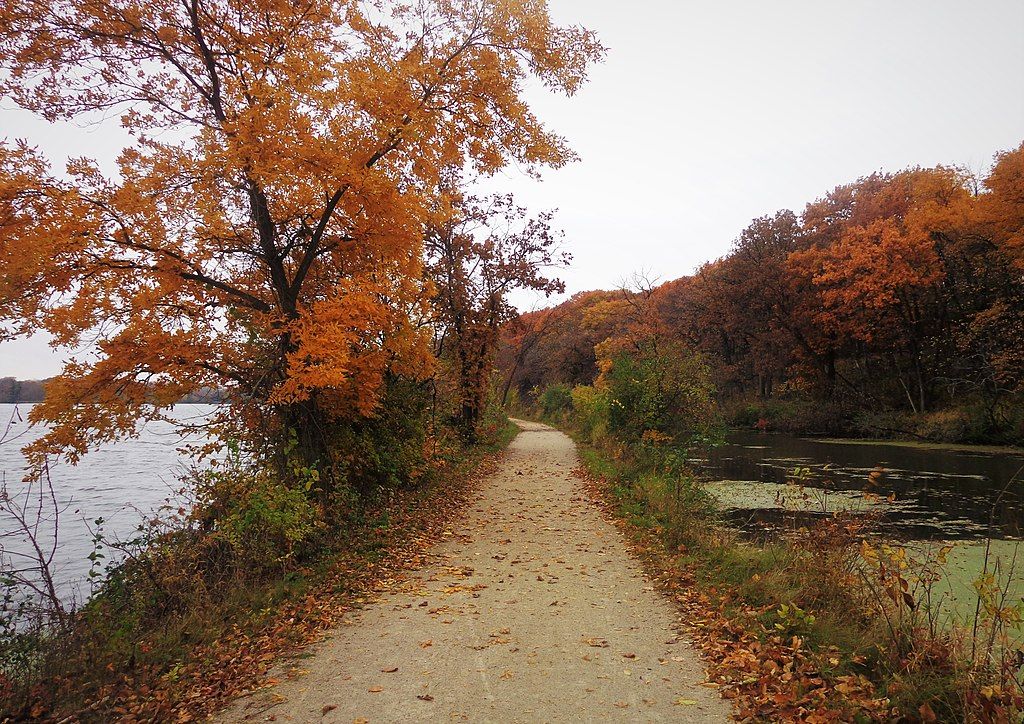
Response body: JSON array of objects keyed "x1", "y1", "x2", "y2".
[{"x1": 695, "y1": 431, "x2": 1024, "y2": 540}]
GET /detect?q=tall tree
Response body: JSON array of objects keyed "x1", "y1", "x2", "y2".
[
  {"x1": 426, "y1": 193, "x2": 567, "y2": 438},
  {"x1": 0, "y1": 0, "x2": 603, "y2": 478}
]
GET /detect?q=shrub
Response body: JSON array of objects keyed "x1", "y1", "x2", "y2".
[
  {"x1": 195, "y1": 465, "x2": 324, "y2": 571},
  {"x1": 912, "y1": 408, "x2": 975, "y2": 443},
  {"x1": 570, "y1": 385, "x2": 609, "y2": 445},
  {"x1": 537, "y1": 383, "x2": 573, "y2": 420},
  {"x1": 327, "y1": 377, "x2": 432, "y2": 497},
  {"x1": 602, "y1": 340, "x2": 720, "y2": 451},
  {"x1": 725, "y1": 395, "x2": 853, "y2": 436}
]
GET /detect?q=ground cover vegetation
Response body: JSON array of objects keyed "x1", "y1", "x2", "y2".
[
  {"x1": 503, "y1": 144, "x2": 1024, "y2": 445},
  {"x1": 524, "y1": 374, "x2": 1024, "y2": 719},
  {"x1": 0, "y1": 0, "x2": 602, "y2": 717}
]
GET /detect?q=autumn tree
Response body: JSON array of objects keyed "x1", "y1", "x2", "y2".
[
  {"x1": 794, "y1": 169, "x2": 972, "y2": 413},
  {"x1": 425, "y1": 193, "x2": 568, "y2": 439},
  {"x1": 496, "y1": 304, "x2": 569, "y2": 406},
  {"x1": 0, "y1": 0, "x2": 603, "y2": 484},
  {"x1": 500, "y1": 290, "x2": 619, "y2": 398}
]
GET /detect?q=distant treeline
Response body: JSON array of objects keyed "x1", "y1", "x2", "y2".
[
  {"x1": 0, "y1": 377, "x2": 225, "y2": 404},
  {"x1": 500, "y1": 142, "x2": 1024, "y2": 445},
  {"x1": 0, "y1": 377, "x2": 46, "y2": 403}
]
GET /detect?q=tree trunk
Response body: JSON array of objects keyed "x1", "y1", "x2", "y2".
[{"x1": 282, "y1": 396, "x2": 330, "y2": 488}]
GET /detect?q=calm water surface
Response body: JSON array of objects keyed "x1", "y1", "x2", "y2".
[
  {"x1": 693, "y1": 431, "x2": 1024, "y2": 631},
  {"x1": 695, "y1": 431, "x2": 1024, "y2": 541},
  {"x1": 0, "y1": 403, "x2": 216, "y2": 602}
]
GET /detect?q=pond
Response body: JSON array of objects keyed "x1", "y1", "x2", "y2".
[
  {"x1": 693, "y1": 431, "x2": 1024, "y2": 630},
  {"x1": 695, "y1": 431, "x2": 1024, "y2": 541}
]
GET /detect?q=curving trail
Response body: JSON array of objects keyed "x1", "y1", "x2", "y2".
[{"x1": 218, "y1": 419, "x2": 728, "y2": 723}]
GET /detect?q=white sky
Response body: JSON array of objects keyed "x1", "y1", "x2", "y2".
[{"x1": 2, "y1": 0, "x2": 1023, "y2": 379}]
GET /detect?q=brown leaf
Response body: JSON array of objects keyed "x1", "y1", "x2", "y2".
[
  {"x1": 381, "y1": 667, "x2": 399, "y2": 673},
  {"x1": 919, "y1": 702, "x2": 937, "y2": 723},
  {"x1": 321, "y1": 704, "x2": 336, "y2": 715},
  {"x1": 368, "y1": 686, "x2": 383, "y2": 693},
  {"x1": 417, "y1": 694, "x2": 434, "y2": 702}
]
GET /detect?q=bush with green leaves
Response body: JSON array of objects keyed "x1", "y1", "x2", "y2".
[
  {"x1": 194, "y1": 454, "x2": 324, "y2": 571},
  {"x1": 536, "y1": 382, "x2": 574, "y2": 420},
  {"x1": 603, "y1": 340, "x2": 721, "y2": 453},
  {"x1": 570, "y1": 384, "x2": 609, "y2": 445},
  {"x1": 305, "y1": 376, "x2": 436, "y2": 501}
]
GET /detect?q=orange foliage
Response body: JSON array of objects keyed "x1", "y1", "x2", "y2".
[
  {"x1": 0, "y1": 0, "x2": 604, "y2": 470},
  {"x1": 502, "y1": 144, "x2": 1024, "y2": 432}
]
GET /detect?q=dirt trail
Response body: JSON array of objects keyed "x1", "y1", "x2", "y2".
[{"x1": 218, "y1": 420, "x2": 728, "y2": 723}]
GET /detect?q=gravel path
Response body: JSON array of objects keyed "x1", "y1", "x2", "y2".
[{"x1": 218, "y1": 419, "x2": 728, "y2": 723}]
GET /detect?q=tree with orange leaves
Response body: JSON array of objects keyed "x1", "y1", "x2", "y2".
[
  {"x1": 794, "y1": 168, "x2": 972, "y2": 413},
  {"x1": 0, "y1": 0, "x2": 603, "y2": 483}
]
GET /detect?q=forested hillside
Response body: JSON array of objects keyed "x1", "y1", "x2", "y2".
[{"x1": 502, "y1": 142, "x2": 1024, "y2": 445}]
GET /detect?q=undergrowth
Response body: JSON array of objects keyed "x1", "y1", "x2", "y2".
[{"x1": 572, "y1": 435, "x2": 1024, "y2": 721}]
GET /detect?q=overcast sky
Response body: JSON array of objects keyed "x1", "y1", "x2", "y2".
[{"x1": 2, "y1": 0, "x2": 1023, "y2": 379}]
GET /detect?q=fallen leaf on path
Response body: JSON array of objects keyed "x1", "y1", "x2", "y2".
[
  {"x1": 381, "y1": 667, "x2": 398, "y2": 673},
  {"x1": 583, "y1": 637, "x2": 609, "y2": 648},
  {"x1": 368, "y1": 686, "x2": 383, "y2": 693},
  {"x1": 417, "y1": 694, "x2": 434, "y2": 702},
  {"x1": 674, "y1": 698, "x2": 697, "y2": 706},
  {"x1": 419, "y1": 640, "x2": 432, "y2": 648},
  {"x1": 320, "y1": 704, "x2": 336, "y2": 715},
  {"x1": 622, "y1": 652, "x2": 636, "y2": 659},
  {"x1": 614, "y1": 701, "x2": 629, "y2": 708}
]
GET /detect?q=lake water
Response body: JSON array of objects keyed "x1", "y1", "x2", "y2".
[{"x1": 0, "y1": 403, "x2": 216, "y2": 604}]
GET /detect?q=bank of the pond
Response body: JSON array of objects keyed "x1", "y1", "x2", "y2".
[
  {"x1": 725, "y1": 397, "x2": 1024, "y2": 451},
  {"x1": 692, "y1": 430, "x2": 1024, "y2": 637},
  {"x1": 1, "y1": 420, "x2": 519, "y2": 722},
  {"x1": 814, "y1": 437, "x2": 1024, "y2": 456},
  {"x1": 567, "y1": 427, "x2": 1024, "y2": 721}
]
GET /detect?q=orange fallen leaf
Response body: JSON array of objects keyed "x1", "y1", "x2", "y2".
[
  {"x1": 368, "y1": 686, "x2": 383, "y2": 693},
  {"x1": 381, "y1": 667, "x2": 399, "y2": 673},
  {"x1": 321, "y1": 704, "x2": 336, "y2": 715},
  {"x1": 919, "y1": 702, "x2": 937, "y2": 723}
]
